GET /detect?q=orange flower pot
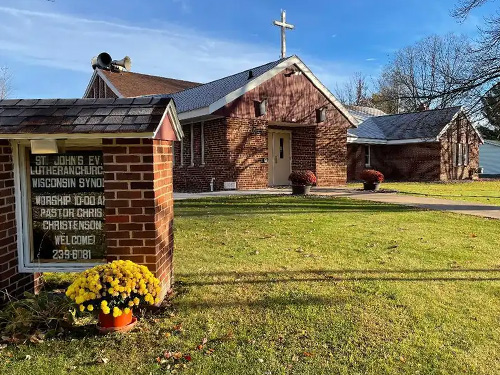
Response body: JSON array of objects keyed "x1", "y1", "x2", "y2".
[{"x1": 98, "y1": 309, "x2": 133, "y2": 329}]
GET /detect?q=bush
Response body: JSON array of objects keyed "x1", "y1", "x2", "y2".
[
  {"x1": 0, "y1": 292, "x2": 74, "y2": 336},
  {"x1": 288, "y1": 170, "x2": 317, "y2": 185},
  {"x1": 360, "y1": 169, "x2": 384, "y2": 183},
  {"x1": 66, "y1": 260, "x2": 162, "y2": 318}
]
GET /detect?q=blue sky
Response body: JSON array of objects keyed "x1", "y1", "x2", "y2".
[{"x1": 0, "y1": 0, "x2": 495, "y2": 99}]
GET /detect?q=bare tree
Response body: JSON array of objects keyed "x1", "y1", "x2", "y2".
[
  {"x1": 371, "y1": 71, "x2": 401, "y2": 114},
  {"x1": 334, "y1": 72, "x2": 372, "y2": 107},
  {"x1": 374, "y1": 34, "x2": 475, "y2": 113},
  {"x1": 434, "y1": 0, "x2": 500, "y2": 138},
  {"x1": 0, "y1": 67, "x2": 12, "y2": 100}
]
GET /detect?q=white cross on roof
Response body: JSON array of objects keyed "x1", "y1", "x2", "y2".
[{"x1": 273, "y1": 10, "x2": 295, "y2": 59}]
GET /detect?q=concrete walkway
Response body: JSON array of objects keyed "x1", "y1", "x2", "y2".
[{"x1": 174, "y1": 188, "x2": 500, "y2": 220}]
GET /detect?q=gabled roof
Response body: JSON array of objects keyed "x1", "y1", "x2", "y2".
[
  {"x1": 154, "y1": 55, "x2": 357, "y2": 125},
  {"x1": 162, "y1": 58, "x2": 289, "y2": 114},
  {"x1": 348, "y1": 106, "x2": 465, "y2": 143},
  {"x1": 346, "y1": 105, "x2": 386, "y2": 124},
  {"x1": 85, "y1": 69, "x2": 201, "y2": 98},
  {"x1": 0, "y1": 97, "x2": 182, "y2": 140}
]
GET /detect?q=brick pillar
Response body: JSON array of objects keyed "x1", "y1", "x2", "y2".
[
  {"x1": 315, "y1": 121, "x2": 348, "y2": 186},
  {"x1": 103, "y1": 138, "x2": 174, "y2": 299},
  {"x1": 152, "y1": 140, "x2": 174, "y2": 289},
  {"x1": 0, "y1": 140, "x2": 41, "y2": 302}
]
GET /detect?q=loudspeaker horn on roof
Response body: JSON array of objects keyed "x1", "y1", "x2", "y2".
[
  {"x1": 96, "y1": 52, "x2": 112, "y2": 69},
  {"x1": 112, "y1": 56, "x2": 132, "y2": 71},
  {"x1": 91, "y1": 53, "x2": 132, "y2": 71}
]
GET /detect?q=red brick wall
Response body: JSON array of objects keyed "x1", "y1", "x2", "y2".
[
  {"x1": 290, "y1": 126, "x2": 316, "y2": 172},
  {"x1": 173, "y1": 118, "x2": 233, "y2": 191},
  {"x1": 0, "y1": 141, "x2": 41, "y2": 302},
  {"x1": 347, "y1": 142, "x2": 442, "y2": 181},
  {"x1": 315, "y1": 111, "x2": 349, "y2": 186},
  {"x1": 347, "y1": 143, "x2": 365, "y2": 181},
  {"x1": 102, "y1": 138, "x2": 174, "y2": 296},
  {"x1": 214, "y1": 65, "x2": 349, "y2": 127},
  {"x1": 227, "y1": 118, "x2": 268, "y2": 189},
  {"x1": 173, "y1": 118, "x2": 270, "y2": 191},
  {"x1": 84, "y1": 74, "x2": 119, "y2": 99},
  {"x1": 152, "y1": 140, "x2": 174, "y2": 292},
  {"x1": 440, "y1": 115, "x2": 480, "y2": 180}
]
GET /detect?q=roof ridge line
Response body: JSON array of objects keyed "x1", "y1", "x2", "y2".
[
  {"x1": 154, "y1": 56, "x2": 291, "y2": 98},
  {"x1": 376, "y1": 106, "x2": 462, "y2": 119},
  {"x1": 100, "y1": 69, "x2": 201, "y2": 85}
]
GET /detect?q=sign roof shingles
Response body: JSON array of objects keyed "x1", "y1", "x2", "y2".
[{"x1": 0, "y1": 97, "x2": 173, "y2": 135}]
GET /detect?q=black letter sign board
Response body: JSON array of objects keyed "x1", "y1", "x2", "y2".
[{"x1": 29, "y1": 151, "x2": 106, "y2": 263}]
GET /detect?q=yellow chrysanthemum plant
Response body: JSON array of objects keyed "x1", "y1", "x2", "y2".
[{"x1": 66, "y1": 260, "x2": 162, "y2": 321}]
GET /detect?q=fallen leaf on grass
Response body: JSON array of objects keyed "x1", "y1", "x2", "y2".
[
  {"x1": 173, "y1": 324, "x2": 183, "y2": 333},
  {"x1": 197, "y1": 338, "x2": 208, "y2": 350},
  {"x1": 470, "y1": 233, "x2": 478, "y2": 238},
  {"x1": 303, "y1": 352, "x2": 314, "y2": 357},
  {"x1": 204, "y1": 348, "x2": 215, "y2": 355},
  {"x1": 172, "y1": 352, "x2": 183, "y2": 360},
  {"x1": 29, "y1": 334, "x2": 44, "y2": 344},
  {"x1": 95, "y1": 357, "x2": 109, "y2": 364}
]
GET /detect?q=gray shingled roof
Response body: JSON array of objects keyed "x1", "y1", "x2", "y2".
[
  {"x1": 0, "y1": 97, "x2": 172, "y2": 135},
  {"x1": 349, "y1": 106, "x2": 462, "y2": 140},
  {"x1": 155, "y1": 57, "x2": 291, "y2": 113},
  {"x1": 346, "y1": 105, "x2": 386, "y2": 124}
]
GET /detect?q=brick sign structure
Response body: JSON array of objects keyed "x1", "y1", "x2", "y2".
[{"x1": 0, "y1": 97, "x2": 182, "y2": 301}]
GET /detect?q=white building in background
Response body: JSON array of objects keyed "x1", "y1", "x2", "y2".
[{"x1": 480, "y1": 140, "x2": 500, "y2": 176}]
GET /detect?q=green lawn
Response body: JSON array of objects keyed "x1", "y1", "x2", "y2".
[
  {"x1": 3, "y1": 196, "x2": 500, "y2": 374},
  {"x1": 351, "y1": 180, "x2": 500, "y2": 206}
]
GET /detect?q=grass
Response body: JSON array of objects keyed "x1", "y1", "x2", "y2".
[
  {"x1": 3, "y1": 195, "x2": 500, "y2": 374},
  {"x1": 350, "y1": 180, "x2": 500, "y2": 206}
]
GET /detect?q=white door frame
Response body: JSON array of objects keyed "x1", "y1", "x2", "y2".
[{"x1": 268, "y1": 129, "x2": 292, "y2": 186}]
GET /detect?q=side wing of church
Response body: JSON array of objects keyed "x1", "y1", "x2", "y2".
[{"x1": 84, "y1": 56, "x2": 356, "y2": 191}]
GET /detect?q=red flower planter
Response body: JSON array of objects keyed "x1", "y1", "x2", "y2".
[{"x1": 98, "y1": 309, "x2": 135, "y2": 333}]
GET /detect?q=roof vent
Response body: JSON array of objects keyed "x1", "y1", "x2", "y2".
[{"x1": 248, "y1": 70, "x2": 254, "y2": 80}]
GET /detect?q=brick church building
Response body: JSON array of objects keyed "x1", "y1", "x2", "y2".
[{"x1": 84, "y1": 56, "x2": 357, "y2": 191}]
